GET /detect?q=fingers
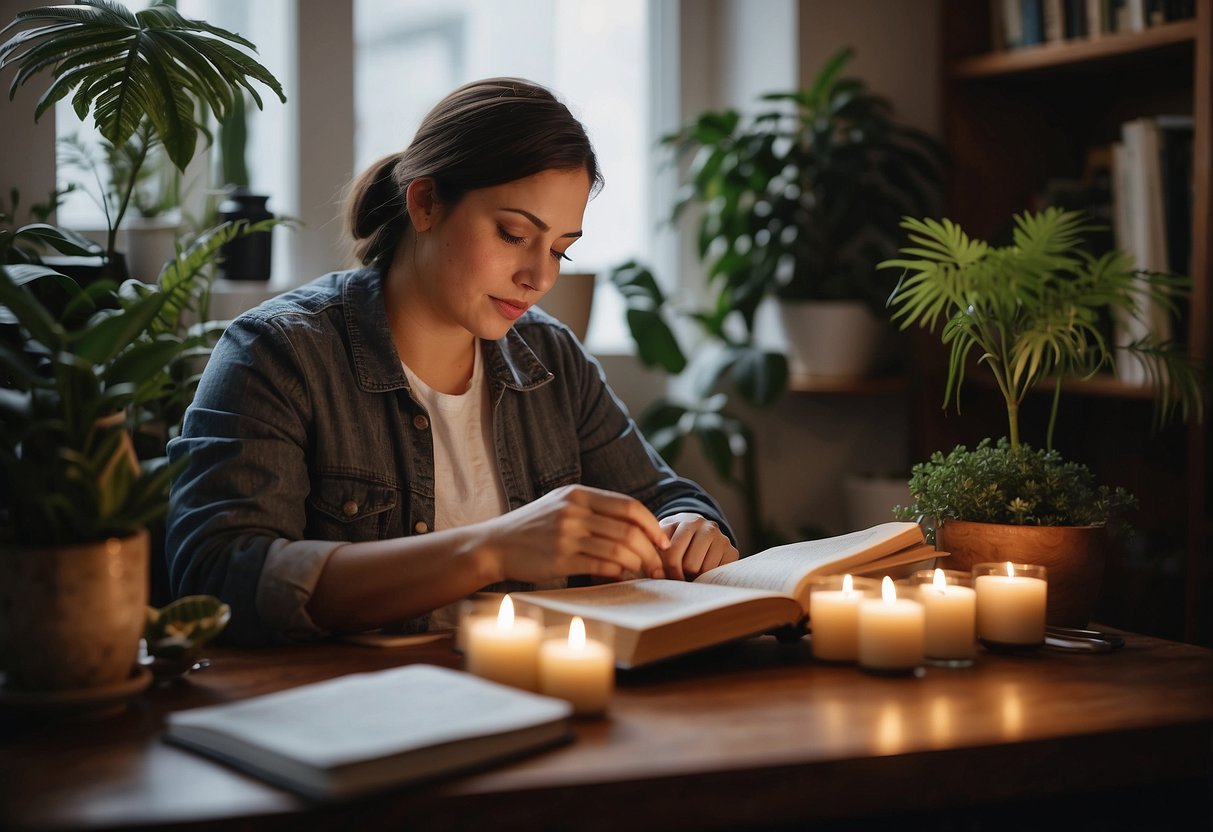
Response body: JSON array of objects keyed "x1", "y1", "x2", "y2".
[
  {"x1": 659, "y1": 513, "x2": 739, "y2": 580},
  {"x1": 560, "y1": 486, "x2": 667, "y2": 579},
  {"x1": 568, "y1": 486, "x2": 670, "y2": 551}
]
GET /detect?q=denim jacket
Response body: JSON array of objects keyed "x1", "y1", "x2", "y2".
[{"x1": 166, "y1": 266, "x2": 733, "y2": 645}]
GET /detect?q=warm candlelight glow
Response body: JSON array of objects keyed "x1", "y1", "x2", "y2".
[
  {"x1": 497, "y1": 594, "x2": 515, "y2": 629},
  {"x1": 881, "y1": 575, "x2": 896, "y2": 604},
  {"x1": 539, "y1": 616, "x2": 614, "y2": 715},
  {"x1": 1005, "y1": 561, "x2": 1015, "y2": 578},
  {"x1": 569, "y1": 616, "x2": 586, "y2": 650},
  {"x1": 842, "y1": 573, "x2": 853, "y2": 594},
  {"x1": 933, "y1": 568, "x2": 947, "y2": 591}
]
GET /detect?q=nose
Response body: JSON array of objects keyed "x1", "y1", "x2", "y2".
[{"x1": 518, "y1": 253, "x2": 559, "y2": 295}]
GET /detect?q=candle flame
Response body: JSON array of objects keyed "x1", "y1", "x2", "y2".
[
  {"x1": 933, "y1": 568, "x2": 946, "y2": 591},
  {"x1": 497, "y1": 594, "x2": 515, "y2": 629},
  {"x1": 842, "y1": 573, "x2": 853, "y2": 594},
  {"x1": 881, "y1": 575, "x2": 896, "y2": 604},
  {"x1": 569, "y1": 616, "x2": 586, "y2": 650},
  {"x1": 1005, "y1": 561, "x2": 1015, "y2": 578}
]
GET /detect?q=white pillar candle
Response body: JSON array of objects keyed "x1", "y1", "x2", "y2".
[
  {"x1": 974, "y1": 562, "x2": 1047, "y2": 647},
  {"x1": 809, "y1": 574, "x2": 867, "y2": 662},
  {"x1": 539, "y1": 616, "x2": 614, "y2": 716},
  {"x1": 918, "y1": 568, "x2": 977, "y2": 663},
  {"x1": 858, "y1": 577, "x2": 925, "y2": 673},
  {"x1": 464, "y1": 595, "x2": 542, "y2": 690}
]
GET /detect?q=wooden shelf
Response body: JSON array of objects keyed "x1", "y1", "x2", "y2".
[
  {"x1": 951, "y1": 19, "x2": 1196, "y2": 78},
  {"x1": 786, "y1": 374, "x2": 908, "y2": 395},
  {"x1": 937, "y1": 0, "x2": 1212, "y2": 645}
]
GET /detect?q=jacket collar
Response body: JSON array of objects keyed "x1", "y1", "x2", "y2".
[{"x1": 342, "y1": 266, "x2": 552, "y2": 394}]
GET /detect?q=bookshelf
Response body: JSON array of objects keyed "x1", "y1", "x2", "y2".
[{"x1": 933, "y1": 0, "x2": 1212, "y2": 644}]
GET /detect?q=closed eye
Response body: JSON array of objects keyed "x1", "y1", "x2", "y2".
[{"x1": 499, "y1": 224, "x2": 572, "y2": 263}]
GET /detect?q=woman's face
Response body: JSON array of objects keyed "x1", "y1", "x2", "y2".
[{"x1": 408, "y1": 167, "x2": 592, "y2": 341}]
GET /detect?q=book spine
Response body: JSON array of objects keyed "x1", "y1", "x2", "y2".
[
  {"x1": 1021, "y1": 0, "x2": 1045, "y2": 44},
  {"x1": 1043, "y1": 0, "x2": 1066, "y2": 40}
]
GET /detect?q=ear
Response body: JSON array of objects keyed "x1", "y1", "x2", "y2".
[{"x1": 405, "y1": 177, "x2": 439, "y2": 232}]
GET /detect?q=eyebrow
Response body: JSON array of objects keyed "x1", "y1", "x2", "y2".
[{"x1": 503, "y1": 207, "x2": 583, "y2": 239}]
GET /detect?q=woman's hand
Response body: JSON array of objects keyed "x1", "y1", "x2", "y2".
[
  {"x1": 480, "y1": 485, "x2": 669, "y2": 583},
  {"x1": 657, "y1": 513, "x2": 739, "y2": 580}
]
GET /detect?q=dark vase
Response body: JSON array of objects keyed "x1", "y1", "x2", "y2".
[{"x1": 218, "y1": 190, "x2": 274, "y2": 281}]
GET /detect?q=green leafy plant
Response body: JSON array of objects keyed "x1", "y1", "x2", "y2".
[
  {"x1": 882, "y1": 206, "x2": 1204, "y2": 529},
  {"x1": 893, "y1": 438, "x2": 1137, "y2": 528},
  {"x1": 0, "y1": 219, "x2": 263, "y2": 547},
  {"x1": 0, "y1": 0, "x2": 286, "y2": 263},
  {"x1": 882, "y1": 206, "x2": 1203, "y2": 448},
  {"x1": 0, "y1": 0, "x2": 288, "y2": 547},
  {"x1": 663, "y1": 46, "x2": 945, "y2": 327},
  {"x1": 610, "y1": 261, "x2": 787, "y2": 549}
]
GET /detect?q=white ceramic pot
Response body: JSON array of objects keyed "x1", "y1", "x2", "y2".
[
  {"x1": 778, "y1": 299, "x2": 887, "y2": 380},
  {"x1": 0, "y1": 529, "x2": 150, "y2": 691}
]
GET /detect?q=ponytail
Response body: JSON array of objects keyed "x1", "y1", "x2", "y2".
[{"x1": 344, "y1": 152, "x2": 407, "y2": 267}]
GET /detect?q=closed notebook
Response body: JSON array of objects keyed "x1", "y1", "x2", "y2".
[{"x1": 163, "y1": 664, "x2": 574, "y2": 800}]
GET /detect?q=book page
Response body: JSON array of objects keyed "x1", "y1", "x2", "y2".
[
  {"x1": 517, "y1": 579, "x2": 789, "y2": 632},
  {"x1": 693, "y1": 522, "x2": 925, "y2": 597}
]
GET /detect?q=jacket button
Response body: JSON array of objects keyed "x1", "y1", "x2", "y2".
[
  {"x1": 341, "y1": 500, "x2": 359, "y2": 517},
  {"x1": 414, "y1": 520, "x2": 429, "y2": 534},
  {"x1": 413, "y1": 414, "x2": 429, "y2": 430}
]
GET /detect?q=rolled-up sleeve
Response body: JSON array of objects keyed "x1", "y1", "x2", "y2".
[{"x1": 166, "y1": 314, "x2": 327, "y2": 646}]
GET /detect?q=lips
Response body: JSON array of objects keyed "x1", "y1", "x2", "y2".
[{"x1": 491, "y1": 296, "x2": 530, "y2": 321}]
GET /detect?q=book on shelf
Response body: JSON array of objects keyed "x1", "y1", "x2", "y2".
[
  {"x1": 1110, "y1": 115, "x2": 1192, "y2": 384},
  {"x1": 163, "y1": 664, "x2": 574, "y2": 800},
  {"x1": 514, "y1": 521, "x2": 935, "y2": 669}
]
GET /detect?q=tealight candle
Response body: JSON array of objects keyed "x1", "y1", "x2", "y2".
[
  {"x1": 913, "y1": 568, "x2": 977, "y2": 666},
  {"x1": 463, "y1": 594, "x2": 542, "y2": 690},
  {"x1": 858, "y1": 576, "x2": 925, "y2": 674},
  {"x1": 973, "y1": 562, "x2": 1047, "y2": 650},
  {"x1": 539, "y1": 616, "x2": 614, "y2": 716},
  {"x1": 808, "y1": 574, "x2": 878, "y2": 662}
]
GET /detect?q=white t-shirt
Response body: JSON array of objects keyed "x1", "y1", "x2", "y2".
[
  {"x1": 403, "y1": 343, "x2": 508, "y2": 629},
  {"x1": 402, "y1": 342, "x2": 509, "y2": 534}
]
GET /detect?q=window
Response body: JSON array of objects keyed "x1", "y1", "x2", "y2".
[
  {"x1": 54, "y1": 0, "x2": 294, "y2": 282},
  {"x1": 354, "y1": 0, "x2": 663, "y2": 349}
]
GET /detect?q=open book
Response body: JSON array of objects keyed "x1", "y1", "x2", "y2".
[
  {"x1": 163, "y1": 664, "x2": 573, "y2": 800},
  {"x1": 514, "y1": 521, "x2": 935, "y2": 669}
]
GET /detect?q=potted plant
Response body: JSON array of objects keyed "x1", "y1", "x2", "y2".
[
  {"x1": 881, "y1": 207, "x2": 1204, "y2": 626},
  {"x1": 0, "y1": 0, "x2": 285, "y2": 281},
  {"x1": 0, "y1": 0, "x2": 284, "y2": 695},
  {"x1": 663, "y1": 47, "x2": 945, "y2": 379},
  {"x1": 610, "y1": 260, "x2": 787, "y2": 551}
]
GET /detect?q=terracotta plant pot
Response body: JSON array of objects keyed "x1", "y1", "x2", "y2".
[
  {"x1": 935, "y1": 520, "x2": 1106, "y2": 628},
  {"x1": 0, "y1": 529, "x2": 150, "y2": 691}
]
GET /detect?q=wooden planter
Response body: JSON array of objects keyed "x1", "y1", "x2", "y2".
[
  {"x1": 0, "y1": 529, "x2": 149, "y2": 691},
  {"x1": 935, "y1": 520, "x2": 1106, "y2": 628}
]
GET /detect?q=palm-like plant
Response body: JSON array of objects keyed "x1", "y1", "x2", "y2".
[
  {"x1": 881, "y1": 207, "x2": 1203, "y2": 449},
  {"x1": 0, "y1": 0, "x2": 285, "y2": 261}
]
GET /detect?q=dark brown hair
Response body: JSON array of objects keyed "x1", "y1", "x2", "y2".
[{"x1": 345, "y1": 77, "x2": 603, "y2": 266}]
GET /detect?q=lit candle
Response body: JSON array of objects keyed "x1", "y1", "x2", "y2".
[
  {"x1": 538, "y1": 616, "x2": 614, "y2": 716},
  {"x1": 858, "y1": 576, "x2": 924, "y2": 673},
  {"x1": 809, "y1": 574, "x2": 866, "y2": 662},
  {"x1": 464, "y1": 594, "x2": 542, "y2": 690},
  {"x1": 974, "y1": 562, "x2": 1047, "y2": 648},
  {"x1": 918, "y1": 568, "x2": 977, "y2": 665}
]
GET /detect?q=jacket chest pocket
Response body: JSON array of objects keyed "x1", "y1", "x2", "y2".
[{"x1": 307, "y1": 474, "x2": 399, "y2": 541}]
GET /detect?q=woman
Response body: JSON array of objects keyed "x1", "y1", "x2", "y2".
[{"x1": 167, "y1": 78, "x2": 737, "y2": 646}]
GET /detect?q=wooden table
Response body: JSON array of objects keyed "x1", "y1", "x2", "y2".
[{"x1": 2, "y1": 630, "x2": 1211, "y2": 831}]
